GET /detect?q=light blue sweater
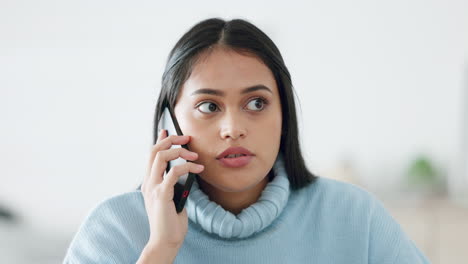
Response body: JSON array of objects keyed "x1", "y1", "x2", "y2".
[{"x1": 63, "y1": 155, "x2": 430, "y2": 263}]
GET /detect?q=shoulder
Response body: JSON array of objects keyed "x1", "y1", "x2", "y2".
[
  {"x1": 300, "y1": 176, "x2": 378, "y2": 210},
  {"x1": 78, "y1": 191, "x2": 147, "y2": 231},
  {"x1": 289, "y1": 176, "x2": 390, "y2": 228},
  {"x1": 310, "y1": 176, "x2": 370, "y2": 194},
  {"x1": 99, "y1": 190, "x2": 145, "y2": 215},
  {"x1": 63, "y1": 191, "x2": 148, "y2": 263},
  {"x1": 299, "y1": 177, "x2": 430, "y2": 263}
]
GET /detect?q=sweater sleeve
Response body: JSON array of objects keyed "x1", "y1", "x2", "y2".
[
  {"x1": 368, "y1": 197, "x2": 431, "y2": 264},
  {"x1": 62, "y1": 192, "x2": 148, "y2": 264}
]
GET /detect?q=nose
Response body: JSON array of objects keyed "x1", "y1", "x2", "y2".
[{"x1": 219, "y1": 111, "x2": 247, "y2": 140}]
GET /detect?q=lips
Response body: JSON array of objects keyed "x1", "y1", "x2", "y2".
[
  {"x1": 216, "y1": 147, "x2": 254, "y2": 159},
  {"x1": 216, "y1": 146, "x2": 254, "y2": 168}
]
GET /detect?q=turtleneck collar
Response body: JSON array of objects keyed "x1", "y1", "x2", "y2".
[{"x1": 186, "y1": 154, "x2": 290, "y2": 239}]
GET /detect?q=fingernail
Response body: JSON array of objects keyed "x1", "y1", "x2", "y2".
[{"x1": 196, "y1": 164, "x2": 204, "y2": 169}]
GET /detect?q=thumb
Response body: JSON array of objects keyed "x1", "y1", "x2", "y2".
[{"x1": 179, "y1": 207, "x2": 188, "y2": 225}]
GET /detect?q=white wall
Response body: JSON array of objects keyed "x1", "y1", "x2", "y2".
[
  {"x1": 1, "y1": 0, "x2": 467, "y2": 233},
  {"x1": 458, "y1": 63, "x2": 468, "y2": 201}
]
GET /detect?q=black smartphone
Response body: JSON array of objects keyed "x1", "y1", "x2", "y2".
[{"x1": 158, "y1": 106, "x2": 197, "y2": 213}]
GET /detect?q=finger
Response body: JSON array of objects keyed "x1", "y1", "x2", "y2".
[
  {"x1": 146, "y1": 129, "x2": 168, "y2": 175},
  {"x1": 157, "y1": 128, "x2": 167, "y2": 143},
  {"x1": 162, "y1": 162, "x2": 204, "y2": 190},
  {"x1": 147, "y1": 134, "x2": 191, "y2": 171},
  {"x1": 143, "y1": 131, "x2": 193, "y2": 191},
  {"x1": 149, "y1": 129, "x2": 171, "y2": 168},
  {"x1": 154, "y1": 134, "x2": 191, "y2": 153},
  {"x1": 178, "y1": 207, "x2": 188, "y2": 225},
  {"x1": 150, "y1": 147, "x2": 200, "y2": 186}
]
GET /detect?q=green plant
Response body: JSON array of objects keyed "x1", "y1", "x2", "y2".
[{"x1": 406, "y1": 155, "x2": 438, "y2": 187}]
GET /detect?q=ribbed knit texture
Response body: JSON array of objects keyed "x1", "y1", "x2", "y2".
[
  {"x1": 63, "y1": 156, "x2": 430, "y2": 263},
  {"x1": 186, "y1": 153, "x2": 289, "y2": 239}
]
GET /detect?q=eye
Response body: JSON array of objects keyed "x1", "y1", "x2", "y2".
[
  {"x1": 245, "y1": 97, "x2": 268, "y2": 111},
  {"x1": 197, "y1": 101, "x2": 219, "y2": 114}
]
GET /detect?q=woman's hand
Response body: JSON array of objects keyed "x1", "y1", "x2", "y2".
[{"x1": 139, "y1": 129, "x2": 204, "y2": 261}]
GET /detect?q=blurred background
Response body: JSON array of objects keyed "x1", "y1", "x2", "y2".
[{"x1": 1, "y1": 0, "x2": 467, "y2": 263}]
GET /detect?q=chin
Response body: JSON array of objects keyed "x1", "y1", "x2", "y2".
[
  {"x1": 198, "y1": 173, "x2": 266, "y2": 193},
  {"x1": 213, "y1": 183, "x2": 257, "y2": 193}
]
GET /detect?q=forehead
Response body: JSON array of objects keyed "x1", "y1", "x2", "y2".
[{"x1": 180, "y1": 47, "x2": 278, "y2": 96}]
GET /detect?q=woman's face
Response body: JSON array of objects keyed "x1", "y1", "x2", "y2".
[{"x1": 174, "y1": 47, "x2": 282, "y2": 193}]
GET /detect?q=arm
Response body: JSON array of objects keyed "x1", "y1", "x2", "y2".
[
  {"x1": 368, "y1": 198, "x2": 431, "y2": 264},
  {"x1": 136, "y1": 244, "x2": 179, "y2": 264}
]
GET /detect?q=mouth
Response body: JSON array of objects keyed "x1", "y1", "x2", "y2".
[
  {"x1": 216, "y1": 146, "x2": 254, "y2": 160},
  {"x1": 215, "y1": 146, "x2": 254, "y2": 168},
  {"x1": 217, "y1": 154, "x2": 253, "y2": 168},
  {"x1": 222, "y1": 154, "x2": 249, "y2": 159}
]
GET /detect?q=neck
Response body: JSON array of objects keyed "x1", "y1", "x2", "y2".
[{"x1": 197, "y1": 172, "x2": 271, "y2": 215}]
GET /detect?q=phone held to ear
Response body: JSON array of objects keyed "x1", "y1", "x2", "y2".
[{"x1": 158, "y1": 107, "x2": 197, "y2": 213}]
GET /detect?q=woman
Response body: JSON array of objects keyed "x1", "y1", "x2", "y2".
[{"x1": 63, "y1": 18, "x2": 430, "y2": 263}]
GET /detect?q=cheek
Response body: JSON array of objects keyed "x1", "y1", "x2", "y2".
[
  {"x1": 263, "y1": 108, "x2": 282, "y2": 139},
  {"x1": 175, "y1": 105, "x2": 201, "y2": 136},
  {"x1": 260, "y1": 116, "x2": 282, "y2": 147},
  {"x1": 175, "y1": 102, "x2": 220, "y2": 162},
  {"x1": 177, "y1": 115, "x2": 216, "y2": 157}
]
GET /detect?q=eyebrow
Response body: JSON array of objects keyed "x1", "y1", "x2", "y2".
[{"x1": 190, "y1": 85, "x2": 273, "y2": 97}]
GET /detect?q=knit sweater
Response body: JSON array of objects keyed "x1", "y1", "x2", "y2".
[{"x1": 63, "y1": 155, "x2": 430, "y2": 263}]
